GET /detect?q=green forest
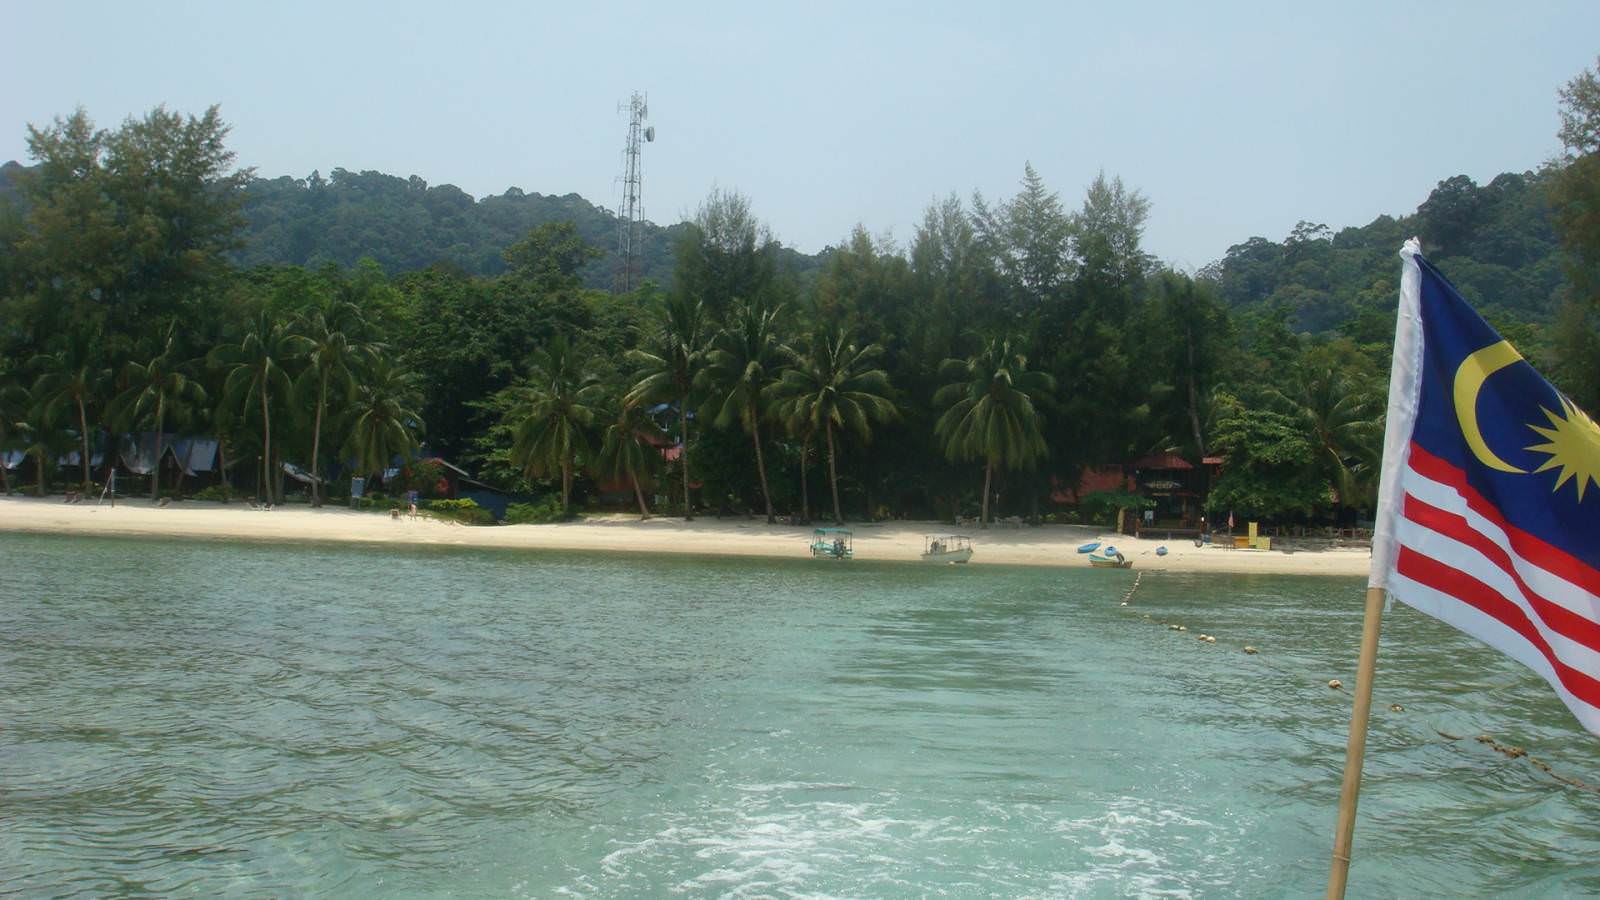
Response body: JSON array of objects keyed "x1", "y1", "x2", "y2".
[{"x1": 2, "y1": 58, "x2": 1597, "y2": 527}]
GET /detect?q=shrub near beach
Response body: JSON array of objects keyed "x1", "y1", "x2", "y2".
[
  {"x1": 422, "y1": 498, "x2": 495, "y2": 526},
  {"x1": 503, "y1": 498, "x2": 565, "y2": 524}
]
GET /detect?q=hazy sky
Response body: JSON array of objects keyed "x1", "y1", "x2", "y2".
[{"x1": 4, "y1": 1, "x2": 1596, "y2": 268}]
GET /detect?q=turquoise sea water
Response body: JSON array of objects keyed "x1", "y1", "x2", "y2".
[{"x1": 2, "y1": 531, "x2": 1599, "y2": 897}]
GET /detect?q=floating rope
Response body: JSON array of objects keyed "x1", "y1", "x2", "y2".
[
  {"x1": 1119, "y1": 571, "x2": 1144, "y2": 606},
  {"x1": 1118, "y1": 573, "x2": 1600, "y2": 795},
  {"x1": 1447, "y1": 732, "x2": 1600, "y2": 795}
]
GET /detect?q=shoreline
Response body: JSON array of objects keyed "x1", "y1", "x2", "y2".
[{"x1": 0, "y1": 495, "x2": 1371, "y2": 577}]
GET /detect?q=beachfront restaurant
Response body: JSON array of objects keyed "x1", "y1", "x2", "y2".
[
  {"x1": 1051, "y1": 454, "x2": 1221, "y2": 536},
  {"x1": 1127, "y1": 452, "x2": 1221, "y2": 537}
]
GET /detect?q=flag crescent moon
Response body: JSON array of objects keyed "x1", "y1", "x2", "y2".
[{"x1": 1451, "y1": 340, "x2": 1527, "y2": 474}]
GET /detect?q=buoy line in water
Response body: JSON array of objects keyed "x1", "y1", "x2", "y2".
[{"x1": 1115, "y1": 572, "x2": 1600, "y2": 795}]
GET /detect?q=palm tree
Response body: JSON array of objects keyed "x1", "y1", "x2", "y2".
[
  {"x1": 596, "y1": 395, "x2": 665, "y2": 518},
  {"x1": 16, "y1": 380, "x2": 69, "y2": 497},
  {"x1": 343, "y1": 358, "x2": 424, "y2": 485},
  {"x1": 626, "y1": 295, "x2": 707, "y2": 520},
  {"x1": 196, "y1": 359, "x2": 246, "y2": 503},
  {"x1": 790, "y1": 420, "x2": 816, "y2": 524},
  {"x1": 110, "y1": 325, "x2": 208, "y2": 500},
  {"x1": 933, "y1": 337, "x2": 1056, "y2": 528},
  {"x1": 1271, "y1": 366, "x2": 1384, "y2": 508},
  {"x1": 700, "y1": 299, "x2": 785, "y2": 523},
  {"x1": 0, "y1": 374, "x2": 25, "y2": 495},
  {"x1": 20, "y1": 425, "x2": 53, "y2": 497},
  {"x1": 770, "y1": 325, "x2": 899, "y2": 524},
  {"x1": 30, "y1": 348, "x2": 110, "y2": 492},
  {"x1": 504, "y1": 337, "x2": 604, "y2": 516},
  {"x1": 209, "y1": 312, "x2": 307, "y2": 504},
  {"x1": 296, "y1": 301, "x2": 369, "y2": 506}
]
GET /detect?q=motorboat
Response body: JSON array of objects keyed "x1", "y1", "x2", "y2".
[
  {"x1": 810, "y1": 527, "x2": 854, "y2": 560},
  {"x1": 921, "y1": 534, "x2": 974, "y2": 564}
]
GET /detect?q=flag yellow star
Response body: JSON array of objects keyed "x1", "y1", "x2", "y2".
[{"x1": 1525, "y1": 396, "x2": 1600, "y2": 501}]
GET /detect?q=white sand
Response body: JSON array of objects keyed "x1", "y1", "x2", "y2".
[{"x1": 0, "y1": 495, "x2": 1371, "y2": 577}]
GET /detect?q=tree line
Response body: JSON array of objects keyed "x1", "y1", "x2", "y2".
[{"x1": 2, "y1": 58, "x2": 1596, "y2": 525}]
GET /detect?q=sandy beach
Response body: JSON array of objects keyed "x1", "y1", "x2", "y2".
[{"x1": 0, "y1": 495, "x2": 1370, "y2": 576}]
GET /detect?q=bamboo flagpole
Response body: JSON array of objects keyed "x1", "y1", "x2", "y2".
[
  {"x1": 1325, "y1": 241, "x2": 1424, "y2": 898},
  {"x1": 1325, "y1": 586, "x2": 1387, "y2": 899}
]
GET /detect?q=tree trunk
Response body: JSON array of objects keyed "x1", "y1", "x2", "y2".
[
  {"x1": 561, "y1": 460, "x2": 573, "y2": 516},
  {"x1": 980, "y1": 457, "x2": 994, "y2": 529},
  {"x1": 219, "y1": 438, "x2": 231, "y2": 503},
  {"x1": 35, "y1": 452, "x2": 45, "y2": 496},
  {"x1": 1186, "y1": 326, "x2": 1207, "y2": 458},
  {"x1": 76, "y1": 396, "x2": 91, "y2": 492},
  {"x1": 826, "y1": 421, "x2": 843, "y2": 525},
  {"x1": 632, "y1": 473, "x2": 650, "y2": 519},
  {"x1": 680, "y1": 392, "x2": 693, "y2": 521},
  {"x1": 260, "y1": 383, "x2": 273, "y2": 505},
  {"x1": 751, "y1": 413, "x2": 775, "y2": 524},
  {"x1": 150, "y1": 393, "x2": 166, "y2": 501},
  {"x1": 799, "y1": 434, "x2": 811, "y2": 524},
  {"x1": 310, "y1": 375, "x2": 326, "y2": 507}
]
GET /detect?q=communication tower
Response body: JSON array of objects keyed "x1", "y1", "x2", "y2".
[{"x1": 616, "y1": 92, "x2": 654, "y2": 292}]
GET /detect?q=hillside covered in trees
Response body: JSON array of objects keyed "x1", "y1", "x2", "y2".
[
  {"x1": 234, "y1": 169, "x2": 687, "y2": 288},
  {"x1": 0, "y1": 155, "x2": 1571, "y2": 335},
  {"x1": 1203, "y1": 169, "x2": 1565, "y2": 334}
]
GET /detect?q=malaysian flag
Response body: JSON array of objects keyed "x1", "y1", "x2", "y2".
[{"x1": 1372, "y1": 239, "x2": 1600, "y2": 734}]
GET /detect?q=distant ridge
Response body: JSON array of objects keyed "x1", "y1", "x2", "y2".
[
  {"x1": 1, "y1": 160, "x2": 1565, "y2": 325},
  {"x1": 233, "y1": 168, "x2": 691, "y2": 289}
]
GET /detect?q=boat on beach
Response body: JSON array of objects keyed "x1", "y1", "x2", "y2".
[
  {"x1": 921, "y1": 534, "x2": 974, "y2": 564},
  {"x1": 810, "y1": 527, "x2": 854, "y2": 560},
  {"x1": 1089, "y1": 549, "x2": 1132, "y2": 568}
]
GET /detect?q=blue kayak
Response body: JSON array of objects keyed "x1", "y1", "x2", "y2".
[
  {"x1": 1156, "y1": 546, "x2": 1169, "y2": 557},
  {"x1": 1077, "y1": 542, "x2": 1100, "y2": 554}
]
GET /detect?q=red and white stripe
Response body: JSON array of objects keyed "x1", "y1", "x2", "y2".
[{"x1": 1386, "y1": 441, "x2": 1600, "y2": 734}]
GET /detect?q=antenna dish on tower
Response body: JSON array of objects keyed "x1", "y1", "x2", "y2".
[{"x1": 644, "y1": 126, "x2": 655, "y2": 142}]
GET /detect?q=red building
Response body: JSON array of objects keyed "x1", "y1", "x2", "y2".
[{"x1": 1054, "y1": 453, "x2": 1223, "y2": 534}]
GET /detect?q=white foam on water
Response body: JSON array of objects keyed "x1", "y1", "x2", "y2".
[
  {"x1": 581, "y1": 790, "x2": 1252, "y2": 897},
  {"x1": 599, "y1": 833, "x2": 659, "y2": 872},
  {"x1": 1045, "y1": 796, "x2": 1243, "y2": 898},
  {"x1": 732, "y1": 780, "x2": 857, "y2": 794},
  {"x1": 583, "y1": 786, "x2": 958, "y2": 897}
]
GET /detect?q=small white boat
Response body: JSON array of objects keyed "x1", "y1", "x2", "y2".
[
  {"x1": 922, "y1": 534, "x2": 974, "y2": 564},
  {"x1": 1089, "y1": 550, "x2": 1132, "y2": 569}
]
